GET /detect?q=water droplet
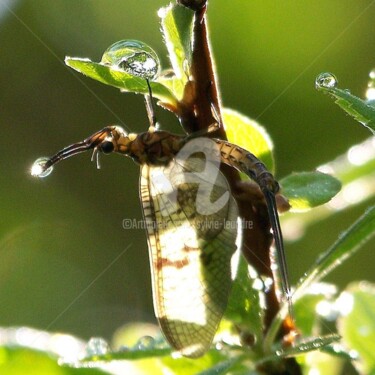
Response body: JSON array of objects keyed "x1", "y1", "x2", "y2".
[
  {"x1": 84, "y1": 337, "x2": 110, "y2": 357},
  {"x1": 31, "y1": 157, "x2": 53, "y2": 178},
  {"x1": 135, "y1": 335, "x2": 155, "y2": 350},
  {"x1": 315, "y1": 72, "x2": 338, "y2": 89},
  {"x1": 101, "y1": 40, "x2": 160, "y2": 80}
]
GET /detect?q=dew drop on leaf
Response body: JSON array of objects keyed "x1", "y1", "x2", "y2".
[
  {"x1": 135, "y1": 335, "x2": 155, "y2": 350},
  {"x1": 85, "y1": 337, "x2": 110, "y2": 357},
  {"x1": 315, "y1": 72, "x2": 338, "y2": 89},
  {"x1": 31, "y1": 157, "x2": 53, "y2": 178},
  {"x1": 101, "y1": 40, "x2": 160, "y2": 80}
]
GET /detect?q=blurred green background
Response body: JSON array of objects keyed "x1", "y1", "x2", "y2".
[{"x1": 0, "y1": 0, "x2": 374, "y2": 342}]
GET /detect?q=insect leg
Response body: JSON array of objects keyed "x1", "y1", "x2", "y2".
[{"x1": 145, "y1": 79, "x2": 159, "y2": 131}]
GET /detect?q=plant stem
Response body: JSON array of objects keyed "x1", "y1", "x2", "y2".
[
  {"x1": 176, "y1": 2, "x2": 301, "y2": 373},
  {"x1": 177, "y1": 0, "x2": 283, "y2": 335}
]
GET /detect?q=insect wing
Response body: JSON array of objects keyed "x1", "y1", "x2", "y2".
[{"x1": 140, "y1": 157, "x2": 239, "y2": 358}]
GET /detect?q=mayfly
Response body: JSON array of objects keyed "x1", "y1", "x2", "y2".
[{"x1": 31, "y1": 84, "x2": 292, "y2": 358}]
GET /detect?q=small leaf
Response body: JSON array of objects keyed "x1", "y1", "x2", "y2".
[
  {"x1": 223, "y1": 108, "x2": 274, "y2": 172},
  {"x1": 294, "y1": 206, "x2": 375, "y2": 300},
  {"x1": 281, "y1": 137, "x2": 375, "y2": 241},
  {"x1": 159, "y1": 3, "x2": 194, "y2": 82},
  {"x1": 338, "y1": 282, "x2": 375, "y2": 374},
  {"x1": 280, "y1": 172, "x2": 341, "y2": 212},
  {"x1": 316, "y1": 72, "x2": 375, "y2": 134},
  {"x1": 65, "y1": 57, "x2": 177, "y2": 106}
]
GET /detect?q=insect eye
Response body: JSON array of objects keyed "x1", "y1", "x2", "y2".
[{"x1": 100, "y1": 141, "x2": 115, "y2": 154}]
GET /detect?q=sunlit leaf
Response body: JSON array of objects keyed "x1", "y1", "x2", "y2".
[
  {"x1": 223, "y1": 108, "x2": 274, "y2": 173},
  {"x1": 338, "y1": 282, "x2": 375, "y2": 374},
  {"x1": 280, "y1": 172, "x2": 341, "y2": 212},
  {"x1": 157, "y1": 75, "x2": 186, "y2": 100},
  {"x1": 159, "y1": 3, "x2": 194, "y2": 83},
  {"x1": 65, "y1": 57, "x2": 177, "y2": 106},
  {"x1": 281, "y1": 137, "x2": 375, "y2": 240}
]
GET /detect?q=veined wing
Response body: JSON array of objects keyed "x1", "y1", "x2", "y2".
[{"x1": 140, "y1": 157, "x2": 239, "y2": 358}]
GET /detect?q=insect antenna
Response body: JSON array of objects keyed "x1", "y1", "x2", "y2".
[{"x1": 31, "y1": 128, "x2": 114, "y2": 177}]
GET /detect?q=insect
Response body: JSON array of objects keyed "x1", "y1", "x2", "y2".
[{"x1": 32, "y1": 88, "x2": 292, "y2": 358}]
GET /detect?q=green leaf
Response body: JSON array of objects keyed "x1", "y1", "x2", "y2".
[
  {"x1": 295, "y1": 206, "x2": 375, "y2": 300},
  {"x1": 157, "y1": 75, "x2": 186, "y2": 101},
  {"x1": 280, "y1": 171, "x2": 341, "y2": 212},
  {"x1": 0, "y1": 346, "x2": 109, "y2": 375},
  {"x1": 159, "y1": 3, "x2": 194, "y2": 83},
  {"x1": 281, "y1": 137, "x2": 375, "y2": 240},
  {"x1": 223, "y1": 108, "x2": 274, "y2": 173},
  {"x1": 160, "y1": 349, "x2": 226, "y2": 375},
  {"x1": 338, "y1": 282, "x2": 375, "y2": 374},
  {"x1": 267, "y1": 207, "x2": 375, "y2": 348},
  {"x1": 224, "y1": 256, "x2": 263, "y2": 344},
  {"x1": 65, "y1": 57, "x2": 177, "y2": 106},
  {"x1": 316, "y1": 73, "x2": 375, "y2": 134}
]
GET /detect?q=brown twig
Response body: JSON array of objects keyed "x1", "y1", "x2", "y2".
[{"x1": 178, "y1": 0, "x2": 283, "y2": 334}]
